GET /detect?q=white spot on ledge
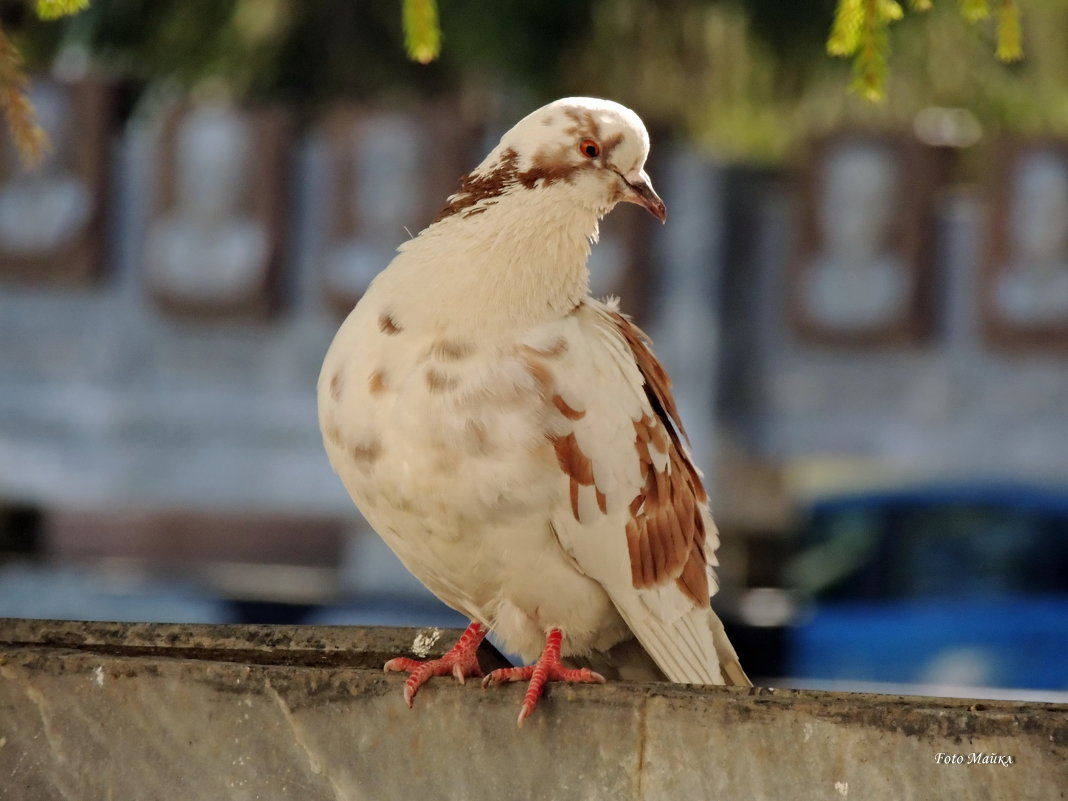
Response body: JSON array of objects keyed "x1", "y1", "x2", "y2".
[
  {"x1": 412, "y1": 628, "x2": 443, "y2": 658},
  {"x1": 834, "y1": 781, "x2": 849, "y2": 796},
  {"x1": 93, "y1": 666, "x2": 104, "y2": 688}
]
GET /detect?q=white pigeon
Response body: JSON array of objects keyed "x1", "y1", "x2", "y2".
[{"x1": 318, "y1": 96, "x2": 750, "y2": 726}]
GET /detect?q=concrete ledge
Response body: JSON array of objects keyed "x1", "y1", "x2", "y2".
[{"x1": 1, "y1": 619, "x2": 1065, "y2": 800}]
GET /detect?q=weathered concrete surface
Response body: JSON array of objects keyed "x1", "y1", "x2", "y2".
[{"x1": 1, "y1": 620, "x2": 1064, "y2": 801}]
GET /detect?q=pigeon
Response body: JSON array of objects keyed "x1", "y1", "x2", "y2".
[{"x1": 318, "y1": 96, "x2": 750, "y2": 726}]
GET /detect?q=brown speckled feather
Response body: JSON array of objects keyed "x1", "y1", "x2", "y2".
[{"x1": 609, "y1": 311, "x2": 710, "y2": 605}]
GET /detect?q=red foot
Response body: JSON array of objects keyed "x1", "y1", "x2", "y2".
[
  {"x1": 384, "y1": 621, "x2": 486, "y2": 707},
  {"x1": 481, "y1": 628, "x2": 605, "y2": 727}
]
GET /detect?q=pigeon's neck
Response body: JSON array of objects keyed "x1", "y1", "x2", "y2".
[{"x1": 386, "y1": 184, "x2": 601, "y2": 336}]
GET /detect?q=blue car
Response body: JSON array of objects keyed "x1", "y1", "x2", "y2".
[{"x1": 784, "y1": 484, "x2": 1068, "y2": 694}]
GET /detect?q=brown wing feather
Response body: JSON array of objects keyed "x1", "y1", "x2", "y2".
[
  {"x1": 611, "y1": 311, "x2": 691, "y2": 444},
  {"x1": 609, "y1": 310, "x2": 710, "y2": 606}
]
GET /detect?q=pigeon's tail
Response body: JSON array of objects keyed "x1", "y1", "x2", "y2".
[
  {"x1": 570, "y1": 609, "x2": 751, "y2": 687},
  {"x1": 709, "y1": 608, "x2": 752, "y2": 687}
]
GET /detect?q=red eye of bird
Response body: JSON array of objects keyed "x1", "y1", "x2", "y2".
[{"x1": 579, "y1": 139, "x2": 600, "y2": 158}]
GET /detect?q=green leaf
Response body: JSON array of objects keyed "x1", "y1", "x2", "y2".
[
  {"x1": 402, "y1": 0, "x2": 441, "y2": 65},
  {"x1": 908, "y1": 0, "x2": 933, "y2": 10},
  {"x1": 851, "y1": 0, "x2": 891, "y2": 101},
  {"x1": 33, "y1": 0, "x2": 90, "y2": 20},
  {"x1": 959, "y1": 0, "x2": 990, "y2": 22},
  {"x1": 881, "y1": 1, "x2": 904, "y2": 22},
  {"x1": 996, "y1": 0, "x2": 1023, "y2": 61},
  {"x1": 0, "y1": 27, "x2": 49, "y2": 166},
  {"x1": 828, "y1": 0, "x2": 864, "y2": 56}
]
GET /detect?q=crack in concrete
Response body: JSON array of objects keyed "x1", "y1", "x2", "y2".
[
  {"x1": 263, "y1": 675, "x2": 347, "y2": 801},
  {"x1": 635, "y1": 693, "x2": 649, "y2": 800}
]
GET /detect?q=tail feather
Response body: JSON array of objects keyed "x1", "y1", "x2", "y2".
[
  {"x1": 583, "y1": 601, "x2": 752, "y2": 687},
  {"x1": 709, "y1": 608, "x2": 752, "y2": 687}
]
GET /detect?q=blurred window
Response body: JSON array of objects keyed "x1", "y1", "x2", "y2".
[{"x1": 790, "y1": 498, "x2": 1068, "y2": 602}]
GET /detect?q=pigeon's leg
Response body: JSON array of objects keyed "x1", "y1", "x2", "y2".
[
  {"x1": 481, "y1": 628, "x2": 605, "y2": 727},
  {"x1": 384, "y1": 621, "x2": 486, "y2": 707}
]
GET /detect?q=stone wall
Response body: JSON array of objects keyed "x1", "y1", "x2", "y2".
[{"x1": 1, "y1": 619, "x2": 1064, "y2": 801}]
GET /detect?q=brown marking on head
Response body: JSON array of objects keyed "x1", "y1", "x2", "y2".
[
  {"x1": 552, "y1": 394, "x2": 586, "y2": 420},
  {"x1": 351, "y1": 439, "x2": 381, "y2": 463},
  {"x1": 518, "y1": 148, "x2": 596, "y2": 190},
  {"x1": 518, "y1": 113, "x2": 625, "y2": 191},
  {"x1": 368, "y1": 370, "x2": 388, "y2": 395},
  {"x1": 560, "y1": 107, "x2": 625, "y2": 162},
  {"x1": 434, "y1": 148, "x2": 521, "y2": 223},
  {"x1": 379, "y1": 312, "x2": 402, "y2": 335},
  {"x1": 328, "y1": 373, "x2": 343, "y2": 403},
  {"x1": 599, "y1": 131, "x2": 626, "y2": 161},
  {"x1": 561, "y1": 107, "x2": 602, "y2": 141},
  {"x1": 426, "y1": 339, "x2": 473, "y2": 361},
  {"x1": 439, "y1": 106, "x2": 631, "y2": 215},
  {"x1": 425, "y1": 368, "x2": 458, "y2": 392}
]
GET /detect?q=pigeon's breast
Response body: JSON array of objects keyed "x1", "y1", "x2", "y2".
[
  {"x1": 382, "y1": 342, "x2": 561, "y2": 526},
  {"x1": 319, "y1": 297, "x2": 571, "y2": 533},
  {"x1": 319, "y1": 297, "x2": 643, "y2": 655},
  {"x1": 319, "y1": 302, "x2": 590, "y2": 622}
]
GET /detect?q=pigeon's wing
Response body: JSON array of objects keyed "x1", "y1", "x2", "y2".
[{"x1": 541, "y1": 299, "x2": 748, "y2": 686}]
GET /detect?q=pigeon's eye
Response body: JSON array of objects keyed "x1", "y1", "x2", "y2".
[{"x1": 579, "y1": 139, "x2": 600, "y2": 159}]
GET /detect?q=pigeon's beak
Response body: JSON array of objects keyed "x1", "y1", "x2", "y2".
[{"x1": 621, "y1": 168, "x2": 667, "y2": 223}]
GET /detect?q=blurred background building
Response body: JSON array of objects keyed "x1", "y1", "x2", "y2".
[{"x1": 0, "y1": 0, "x2": 1066, "y2": 700}]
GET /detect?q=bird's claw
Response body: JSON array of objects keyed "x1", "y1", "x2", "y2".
[
  {"x1": 382, "y1": 623, "x2": 487, "y2": 707},
  {"x1": 481, "y1": 646, "x2": 605, "y2": 727},
  {"x1": 453, "y1": 661, "x2": 483, "y2": 684}
]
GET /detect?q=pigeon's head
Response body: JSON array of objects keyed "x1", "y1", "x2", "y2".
[
  {"x1": 508, "y1": 97, "x2": 665, "y2": 222},
  {"x1": 447, "y1": 97, "x2": 665, "y2": 225}
]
